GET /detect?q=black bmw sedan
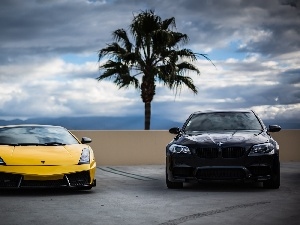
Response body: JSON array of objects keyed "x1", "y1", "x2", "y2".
[{"x1": 166, "y1": 110, "x2": 281, "y2": 189}]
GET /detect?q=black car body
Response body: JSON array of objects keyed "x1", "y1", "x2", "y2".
[{"x1": 166, "y1": 110, "x2": 281, "y2": 189}]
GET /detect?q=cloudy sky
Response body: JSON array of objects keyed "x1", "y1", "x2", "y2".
[{"x1": 0, "y1": 0, "x2": 299, "y2": 126}]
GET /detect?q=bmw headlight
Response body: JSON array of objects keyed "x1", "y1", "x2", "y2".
[
  {"x1": 169, "y1": 144, "x2": 191, "y2": 154},
  {"x1": 249, "y1": 143, "x2": 275, "y2": 155},
  {"x1": 78, "y1": 148, "x2": 90, "y2": 164}
]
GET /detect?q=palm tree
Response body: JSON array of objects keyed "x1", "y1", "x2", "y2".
[{"x1": 97, "y1": 10, "x2": 212, "y2": 130}]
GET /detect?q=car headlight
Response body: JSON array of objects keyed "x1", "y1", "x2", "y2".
[
  {"x1": 0, "y1": 157, "x2": 6, "y2": 165},
  {"x1": 169, "y1": 144, "x2": 191, "y2": 154},
  {"x1": 78, "y1": 148, "x2": 90, "y2": 164},
  {"x1": 249, "y1": 143, "x2": 275, "y2": 155}
]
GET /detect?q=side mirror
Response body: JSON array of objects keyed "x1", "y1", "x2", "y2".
[
  {"x1": 81, "y1": 137, "x2": 92, "y2": 144},
  {"x1": 268, "y1": 125, "x2": 281, "y2": 132},
  {"x1": 169, "y1": 127, "x2": 181, "y2": 134}
]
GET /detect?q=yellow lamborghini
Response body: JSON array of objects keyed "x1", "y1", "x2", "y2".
[{"x1": 0, "y1": 124, "x2": 96, "y2": 189}]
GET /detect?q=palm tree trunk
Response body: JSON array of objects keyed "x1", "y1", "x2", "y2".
[{"x1": 144, "y1": 102, "x2": 151, "y2": 130}]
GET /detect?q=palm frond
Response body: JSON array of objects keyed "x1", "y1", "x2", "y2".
[
  {"x1": 161, "y1": 17, "x2": 176, "y2": 30},
  {"x1": 115, "y1": 74, "x2": 140, "y2": 89},
  {"x1": 176, "y1": 62, "x2": 200, "y2": 75},
  {"x1": 113, "y1": 29, "x2": 132, "y2": 52},
  {"x1": 164, "y1": 73, "x2": 198, "y2": 94},
  {"x1": 97, "y1": 60, "x2": 139, "y2": 89},
  {"x1": 98, "y1": 43, "x2": 126, "y2": 60},
  {"x1": 196, "y1": 53, "x2": 217, "y2": 68}
]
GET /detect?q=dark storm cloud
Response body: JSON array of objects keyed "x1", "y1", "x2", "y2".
[
  {"x1": 275, "y1": 68, "x2": 300, "y2": 104},
  {"x1": 1, "y1": 0, "x2": 299, "y2": 60},
  {"x1": 153, "y1": 0, "x2": 300, "y2": 56},
  {"x1": 213, "y1": 68, "x2": 300, "y2": 106},
  {"x1": 0, "y1": 0, "x2": 131, "y2": 63},
  {"x1": 278, "y1": 68, "x2": 300, "y2": 85}
]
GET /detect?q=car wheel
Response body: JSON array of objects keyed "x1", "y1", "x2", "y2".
[
  {"x1": 166, "y1": 169, "x2": 183, "y2": 189},
  {"x1": 263, "y1": 161, "x2": 280, "y2": 189}
]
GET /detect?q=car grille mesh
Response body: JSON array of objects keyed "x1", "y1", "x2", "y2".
[
  {"x1": 249, "y1": 166, "x2": 271, "y2": 176},
  {"x1": 173, "y1": 167, "x2": 194, "y2": 177},
  {"x1": 222, "y1": 147, "x2": 245, "y2": 158},
  {"x1": 21, "y1": 179, "x2": 67, "y2": 188},
  {"x1": 196, "y1": 147, "x2": 245, "y2": 158},
  {"x1": 196, "y1": 168, "x2": 245, "y2": 179},
  {"x1": 0, "y1": 172, "x2": 22, "y2": 188},
  {"x1": 196, "y1": 148, "x2": 218, "y2": 158},
  {"x1": 66, "y1": 171, "x2": 90, "y2": 187},
  {"x1": 0, "y1": 171, "x2": 90, "y2": 188}
]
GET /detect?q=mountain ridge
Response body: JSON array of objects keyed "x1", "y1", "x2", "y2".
[{"x1": 0, "y1": 116, "x2": 182, "y2": 130}]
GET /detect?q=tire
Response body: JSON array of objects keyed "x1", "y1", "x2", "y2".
[
  {"x1": 263, "y1": 161, "x2": 280, "y2": 189},
  {"x1": 166, "y1": 170, "x2": 183, "y2": 189}
]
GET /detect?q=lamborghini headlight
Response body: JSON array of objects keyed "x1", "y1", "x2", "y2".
[
  {"x1": 249, "y1": 143, "x2": 275, "y2": 155},
  {"x1": 169, "y1": 144, "x2": 191, "y2": 154},
  {"x1": 78, "y1": 148, "x2": 90, "y2": 164},
  {"x1": 0, "y1": 157, "x2": 6, "y2": 165}
]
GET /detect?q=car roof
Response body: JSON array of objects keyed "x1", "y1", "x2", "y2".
[
  {"x1": 0, "y1": 124, "x2": 64, "y2": 129},
  {"x1": 191, "y1": 109, "x2": 254, "y2": 115}
]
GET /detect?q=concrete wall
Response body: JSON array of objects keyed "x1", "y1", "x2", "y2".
[
  {"x1": 71, "y1": 130, "x2": 300, "y2": 166},
  {"x1": 271, "y1": 130, "x2": 299, "y2": 162}
]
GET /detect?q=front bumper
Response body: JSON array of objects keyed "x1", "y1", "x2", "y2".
[
  {"x1": 0, "y1": 164, "x2": 96, "y2": 189},
  {"x1": 166, "y1": 153, "x2": 278, "y2": 183}
]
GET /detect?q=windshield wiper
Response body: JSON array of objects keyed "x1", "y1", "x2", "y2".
[
  {"x1": 0, "y1": 142, "x2": 66, "y2": 146},
  {"x1": 14, "y1": 143, "x2": 45, "y2": 146},
  {"x1": 43, "y1": 142, "x2": 66, "y2": 146}
]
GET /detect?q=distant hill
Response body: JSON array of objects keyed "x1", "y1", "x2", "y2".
[{"x1": 0, "y1": 116, "x2": 298, "y2": 130}]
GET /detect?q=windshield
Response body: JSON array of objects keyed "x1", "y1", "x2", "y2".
[
  {"x1": 0, "y1": 126, "x2": 79, "y2": 145},
  {"x1": 184, "y1": 112, "x2": 263, "y2": 132}
]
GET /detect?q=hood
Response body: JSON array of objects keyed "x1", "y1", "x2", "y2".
[
  {"x1": 0, "y1": 144, "x2": 86, "y2": 166},
  {"x1": 177, "y1": 130, "x2": 269, "y2": 147}
]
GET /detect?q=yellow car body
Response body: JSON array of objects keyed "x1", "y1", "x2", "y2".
[{"x1": 0, "y1": 125, "x2": 96, "y2": 189}]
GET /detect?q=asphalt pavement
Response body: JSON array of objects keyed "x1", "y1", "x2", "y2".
[{"x1": 0, "y1": 162, "x2": 299, "y2": 225}]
